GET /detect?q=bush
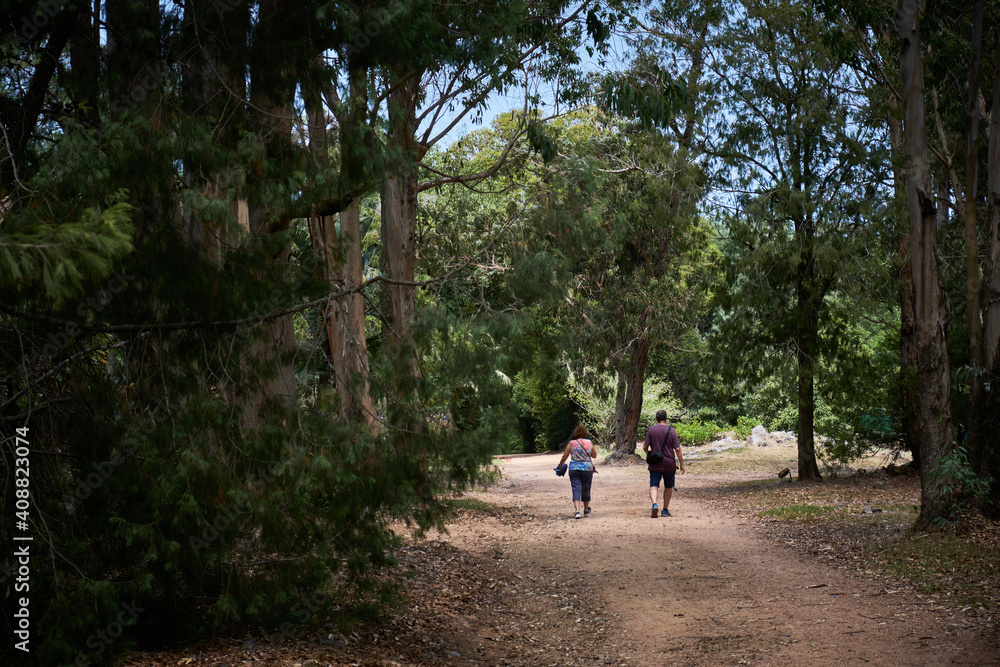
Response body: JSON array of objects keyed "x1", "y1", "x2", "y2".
[
  {"x1": 673, "y1": 420, "x2": 723, "y2": 447},
  {"x1": 734, "y1": 415, "x2": 757, "y2": 439}
]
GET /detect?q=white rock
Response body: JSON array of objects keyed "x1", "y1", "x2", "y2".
[
  {"x1": 747, "y1": 424, "x2": 768, "y2": 447},
  {"x1": 708, "y1": 437, "x2": 742, "y2": 452}
]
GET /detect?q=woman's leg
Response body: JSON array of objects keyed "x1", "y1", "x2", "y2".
[
  {"x1": 569, "y1": 470, "x2": 583, "y2": 512},
  {"x1": 580, "y1": 471, "x2": 593, "y2": 510}
]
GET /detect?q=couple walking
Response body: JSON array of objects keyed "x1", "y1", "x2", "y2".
[{"x1": 555, "y1": 410, "x2": 685, "y2": 518}]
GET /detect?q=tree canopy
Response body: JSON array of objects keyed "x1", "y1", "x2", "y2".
[{"x1": 2, "y1": 0, "x2": 999, "y2": 662}]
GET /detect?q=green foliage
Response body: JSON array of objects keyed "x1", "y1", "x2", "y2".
[
  {"x1": 929, "y1": 446, "x2": 994, "y2": 524},
  {"x1": 672, "y1": 420, "x2": 723, "y2": 447},
  {"x1": 638, "y1": 378, "x2": 683, "y2": 429},
  {"x1": 511, "y1": 364, "x2": 576, "y2": 453},
  {"x1": 568, "y1": 371, "x2": 616, "y2": 447},
  {"x1": 598, "y1": 63, "x2": 687, "y2": 130},
  {"x1": 734, "y1": 415, "x2": 756, "y2": 439},
  {"x1": 0, "y1": 204, "x2": 134, "y2": 305},
  {"x1": 702, "y1": 0, "x2": 895, "y2": 480}
]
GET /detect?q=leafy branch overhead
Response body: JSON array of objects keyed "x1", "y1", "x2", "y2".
[
  {"x1": 0, "y1": 203, "x2": 133, "y2": 306},
  {"x1": 599, "y1": 65, "x2": 687, "y2": 130}
]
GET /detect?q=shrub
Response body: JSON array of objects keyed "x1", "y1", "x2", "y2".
[
  {"x1": 673, "y1": 420, "x2": 723, "y2": 447},
  {"x1": 734, "y1": 415, "x2": 757, "y2": 439}
]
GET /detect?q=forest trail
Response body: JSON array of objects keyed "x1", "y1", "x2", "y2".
[
  {"x1": 432, "y1": 454, "x2": 998, "y2": 666},
  {"x1": 127, "y1": 453, "x2": 999, "y2": 667}
]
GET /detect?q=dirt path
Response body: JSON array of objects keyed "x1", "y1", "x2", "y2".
[
  {"x1": 126, "y1": 453, "x2": 998, "y2": 667},
  {"x1": 433, "y1": 454, "x2": 998, "y2": 666}
]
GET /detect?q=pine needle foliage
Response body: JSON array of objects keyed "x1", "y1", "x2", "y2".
[
  {"x1": 0, "y1": 204, "x2": 134, "y2": 305},
  {"x1": 1, "y1": 1, "x2": 613, "y2": 663}
]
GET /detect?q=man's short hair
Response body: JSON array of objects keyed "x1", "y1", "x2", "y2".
[{"x1": 655, "y1": 409, "x2": 667, "y2": 422}]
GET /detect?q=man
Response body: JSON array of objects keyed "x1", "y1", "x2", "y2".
[{"x1": 643, "y1": 409, "x2": 684, "y2": 517}]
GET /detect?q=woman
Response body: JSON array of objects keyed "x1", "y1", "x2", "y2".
[{"x1": 556, "y1": 425, "x2": 597, "y2": 519}]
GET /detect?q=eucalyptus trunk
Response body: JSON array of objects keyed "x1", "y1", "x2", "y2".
[
  {"x1": 960, "y1": 1, "x2": 986, "y2": 461},
  {"x1": 180, "y1": 0, "x2": 250, "y2": 255},
  {"x1": 888, "y1": 110, "x2": 920, "y2": 466},
  {"x1": 611, "y1": 309, "x2": 652, "y2": 460},
  {"x1": 107, "y1": 0, "x2": 183, "y2": 417},
  {"x1": 978, "y1": 48, "x2": 1000, "y2": 516},
  {"x1": 897, "y1": 0, "x2": 956, "y2": 527},
  {"x1": 795, "y1": 229, "x2": 822, "y2": 481}
]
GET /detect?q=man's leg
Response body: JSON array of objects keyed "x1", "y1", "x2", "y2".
[
  {"x1": 649, "y1": 472, "x2": 660, "y2": 517},
  {"x1": 661, "y1": 471, "x2": 677, "y2": 515}
]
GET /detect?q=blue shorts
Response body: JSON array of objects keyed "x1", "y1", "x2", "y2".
[{"x1": 649, "y1": 470, "x2": 676, "y2": 489}]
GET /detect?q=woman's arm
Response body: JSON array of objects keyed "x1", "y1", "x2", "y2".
[{"x1": 557, "y1": 441, "x2": 573, "y2": 467}]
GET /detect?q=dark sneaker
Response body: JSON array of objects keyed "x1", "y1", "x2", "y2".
[
  {"x1": 650, "y1": 506, "x2": 659, "y2": 518},
  {"x1": 662, "y1": 509, "x2": 672, "y2": 517},
  {"x1": 584, "y1": 507, "x2": 592, "y2": 517},
  {"x1": 574, "y1": 511, "x2": 582, "y2": 519}
]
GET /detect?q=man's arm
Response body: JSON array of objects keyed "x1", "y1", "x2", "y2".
[{"x1": 675, "y1": 446, "x2": 685, "y2": 474}]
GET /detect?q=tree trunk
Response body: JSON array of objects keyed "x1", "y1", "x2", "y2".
[
  {"x1": 951, "y1": 1, "x2": 986, "y2": 462},
  {"x1": 795, "y1": 209, "x2": 822, "y2": 481},
  {"x1": 795, "y1": 301, "x2": 821, "y2": 481},
  {"x1": 897, "y1": 0, "x2": 957, "y2": 527},
  {"x1": 106, "y1": 0, "x2": 184, "y2": 416},
  {"x1": 611, "y1": 309, "x2": 652, "y2": 460},
  {"x1": 0, "y1": 7, "x2": 77, "y2": 194},
  {"x1": 240, "y1": 0, "x2": 298, "y2": 428},
  {"x1": 380, "y1": 170, "x2": 419, "y2": 351},
  {"x1": 380, "y1": 74, "x2": 423, "y2": 389},
  {"x1": 614, "y1": 369, "x2": 627, "y2": 451},
  {"x1": 69, "y1": 2, "x2": 101, "y2": 126},
  {"x1": 888, "y1": 110, "x2": 921, "y2": 466},
  {"x1": 316, "y1": 199, "x2": 378, "y2": 426},
  {"x1": 978, "y1": 46, "x2": 1000, "y2": 517},
  {"x1": 963, "y1": 0, "x2": 985, "y2": 379},
  {"x1": 180, "y1": 0, "x2": 250, "y2": 255},
  {"x1": 305, "y1": 69, "x2": 376, "y2": 428}
]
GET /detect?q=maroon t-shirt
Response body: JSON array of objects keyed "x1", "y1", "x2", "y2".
[{"x1": 644, "y1": 423, "x2": 679, "y2": 472}]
